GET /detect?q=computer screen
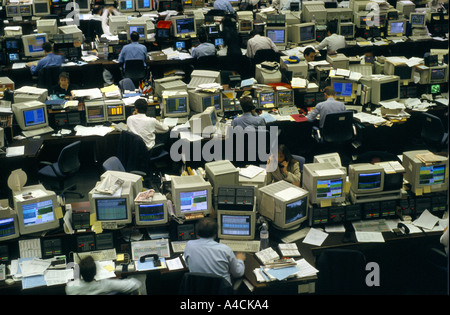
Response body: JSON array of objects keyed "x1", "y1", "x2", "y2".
[
  {"x1": 85, "y1": 101, "x2": 106, "y2": 123},
  {"x1": 388, "y1": 20, "x2": 405, "y2": 36},
  {"x1": 136, "y1": 0, "x2": 152, "y2": 10},
  {"x1": 239, "y1": 20, "x2": 253, "y2": 32},
  {"x1": 157, "y1": 28, "x2": 170, "y2": 39},
  {"x1": 95, "y1": 198, "x2": 129, "y2": 221},
  {"x1": 202, "y1": 94, "x2": 221, "y2": 112},
  {"x1": 215, "y1": 38, "x2": 224, "y2": 47},
  {"x1": 349, "y1": 163, "x2": 384, "y2": 194},
  {"x1": 276, "y1": 89, "x2": 294, "y2": 106},
  {"x1": 430, "y1": 67, "x2": 447, "y2": 83},
  {"x1": 6, "y1": 5, "x2": 19, "y2": 17},
  {"x1": 266, "y1": 28, "x2": 286, "y2": 44},
  {"x1": 0, "y1": 210, "x2": 20, "y2": 241},
  {"x1": 430, "y1": 84, "x2": 441, "y2": 94},
  {"x1": 316, "y1": 179, "x2": 344, "y2": 200},
  {"x1": 419, "y1": 165, "x2": 446, "y2": 186},
  {"x1": 410, "y1": 13, "x2": 426, "y2": 27},
  {"x1": 22, "y1": 33, "x2": 48, "y2": 58},
  {"x1": 340, "y1": 24, "x2": 354, "y2": 38},
  {"x1": 24, "y1": 107, "x2": 46, "y2": 128},
  {"x1": 394, "y1": 65, "x2": 412, "y2": 80},
  {"x1": 299, "y1": 24, "x2": 315, "y2": 43},
  {"x1": 180, "y1": 190, "x2": 208, "y2": 212},
  {"x1": 33, "y1": 1, "x2": 51, "y2": 16},
  {"x1": 333, "y1": 82, "x2": 353, "y2": 97},
  {"x1": 171, "y1": 175, "x2": 212, "y2": 218},
  {"x1": 303, "y1": 162, "x2": 346, "y2": 205},
  {"x1": 129, "y1": 25, "x2": 146, "y2": 40},
  {"x1": 380, "y1": 80, "x2": 400, "y2": 102},
  {"x1": 106, "y1": 102, "x2": 125, "y2": 121},
  {"x1": 176, "y1": 41, "x2": 186, "y2": 49},
  {"x1": 5, "y1": 39, "x2": 20, "y2": 50},
  {"x1": 285, "y1": 198, "x2": 307, "y2": 226},
  {"x1": 137, "y1": 203, "x2": 165, "y2": 222},
  {"x1": 217, "y1": 211, "x2": 256, "y2": 240},
  {"x1": 13, "y1": 101, "x2": 49, "y2": 132},
  {"x1": 119, "y1": 0, "x2": 135, "y2": 11},
  {"x1": 165, "y1": 97, "x2": 188, "y2": 115},
  {"x1": 258, "y1": 91, "x2": 276, "y2": 109},
  {"x1": 174, "y1": 17, "x2": 196, "y2": 36}
]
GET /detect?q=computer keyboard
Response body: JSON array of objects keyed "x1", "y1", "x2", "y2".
[
  {"x1": 73, "y1": 248, "x2": 117, "y2": 263},
  {"x1": 22, "y1": 126, "x2": 54, "y2": 138},
  {"x1": 220, "y1": 240, "x2": 261, "y2": 252},
  {"x1": 408, "y1": 36, "x2": 432, "y2": 42}
]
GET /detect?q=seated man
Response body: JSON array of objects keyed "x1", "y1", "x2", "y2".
[
  {"x1": 126, "y1": 98, "x2": 169, "y2": 150},
  {"x1": 118, "y1": 31, "x2": 148, "y2": 69},
  {"x1": 315, "y1": 20, "x2": 346, "y2": 53},
  {"x1": 306, "y1": 86, "x2": 346, "y2": 129},
  {"x1": 52, "y1": 72, "x2": 78, "y2": 99},
  {"x1": 232, "y1": 95, "x2": 266, "y2": 129},
  {"x1": 191, "y1": 28, "x2": 216, "y2": 59},
  {"x1": 245, "y1": 30, "x2": 279, "y2": 59},
  {"x1": 27, "y1": 42, "x2": 64, "y2": 76}
]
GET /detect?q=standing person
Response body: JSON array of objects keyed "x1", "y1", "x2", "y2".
[
  {"x1": 221, "y1": 15, "x2": 242, "y2": 57},
  {"x1": 126, "y1": 98, "x2": 169, "y2": 150},
  {"x1": 183, "y1": 217, "x2": 246, "y2": 286},
  {"x1": 306, "y1": 86, "x2": 346, "y2": 128},
  {"x1": 315, "y1": 20, "x2": 346, "y2": 53},
  {"x1": 266, "y1": 144, "x2": 301, "y2": 186},
  {"x1": 101, "y1": 5, "x2": 121, "y2": 36},
  {"x1": 245, "y1": 30, "x2": 279, "y2": 59}
]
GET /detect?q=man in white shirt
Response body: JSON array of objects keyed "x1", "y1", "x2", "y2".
[
  {"x1": 315, "y1": 20, "x2": 346, "y2": 53},
  {"x1": 246, "y1": 30, "x2": 279, "y2": 59},
  {"x1": 126, "y1": 98, "x2": 169, "y2": 150},
  {"x1": 101, "y1": 5, "x2": 121, "y2": 36}
]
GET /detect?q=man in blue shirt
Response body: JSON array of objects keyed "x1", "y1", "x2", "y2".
[
  {"x1": 27, "y1": 42, "x2": 64, "y2": 75},
  {"x1": 213, "y1": 0, "x2": 235, "y2": 14},
  {"x1": 306, "y1": 86, "x2": 346, "y2": 128},
  {"x1": 232, "y1": 95, "x2": 266, "y2": 129},
  {"x1": 191, "y1": 28, "x2": 216, "y2": 59},
  {"x1": 118, "y1": 31, "x2": 148, "y2": 69}
]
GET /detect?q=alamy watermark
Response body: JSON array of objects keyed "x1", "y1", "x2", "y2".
[
  {"x1": 65, "y1": 2, "x2": 80, "y2": 26},
  {"x1": 365, "y1": 3, "x2": 382, "y2": 27}
]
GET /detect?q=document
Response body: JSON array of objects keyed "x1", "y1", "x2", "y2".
[
  {"x1": 302, "y1": 228, "x2": 328, "y2": 246},
  {"x1": 6, "y1": 146, "x2": 24, "y2": 157},
  {"x1": 413, "y1": 210, "x2": 439, "y2": 230},
  {"x1": 294, "y1": 258, "x2": 319, "y2": 279},
  {"x1": 355, "y1": 231, "x2": 385, "y2": 243},
  {"x1": 165, "y1": 257, "x2": 184, "y2": 271},
  {"x1": 239, "y1": 165, "x2": 265, "y2": 179},
  {"x1": 265, "y1": 265, "x2": 299, "y2": 281},
  {"x1": 278, "y1": 243, "x2": 301, "y2": 257}
]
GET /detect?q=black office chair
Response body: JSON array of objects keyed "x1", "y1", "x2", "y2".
[
  {"x1": 194, "y1": 55, "x2": 219, "y2": 71},
  {"x1": 420, "y1": 112, "x2": 449, "y2": 152},
  {"x1": 37, "y1": 66, "x2": 62, "y2": 93},
  {"x1": 122, "y1": 59, "x2": 148, "y2": 87},
  {"x1": 38, "y1": 141, "x2": 84, "y2": 198},
  {"x1": 179, "y1": 272, "x2": 234, "y2": 295},
  {"x1": 315, "y1": 249, "x2": 367, "y2": 295},
  {"x1": 102, "y1": 156, "x2": 147, "y2": 177},
  {"x1": 253, "y1": 49, "x2": 280, "y2": 65}
]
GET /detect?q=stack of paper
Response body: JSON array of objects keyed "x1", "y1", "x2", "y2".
[
  {"x1": 278, "y1": 243, "x2": 301, "y2": 257},
  {"x1": 255, "y1": 247, "x2": 279, "y2": 265},
  {"x1": 353, "y1": 112, "x2": 388, "y2": 126},
  {"x1": 72, "y1": 88, "x2": 103, "y2": 100},
  {"x1": 239, "y1": 165, "x2": 265, "y2": 178}
]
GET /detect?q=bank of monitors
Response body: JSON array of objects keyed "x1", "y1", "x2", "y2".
[
  {"x1": 387, "y1": 20, "x2": 406, "y2": 36},
  {"x1": 22, "y1": 33, "x2": 48, "y2": 58},
  {"x1": 258, "y1": 180, "x2": 309, "y2": 230},
  {"x1": 266, "y1": 27, "x2": 287, "y2": 48},
  {"x1": 162, "y1": 92, "x2": 190, "y2": 118},
  {"x1": 409, "y1": 12, "x2": 426, "y2": 28},
  {"x1": 349, "y1": 163, "x2": 385, "y2": 194},
  {"x1": 13, "y1": 185, "x2": 60, "y2": 235},
  {"x1": 276, "y1": 89, "x2": 294, "y2": 107},
  {"x1": 119, "y1": 0, "x2": 135, "y2": 12},
  {"x1": 12, "y1": 101, "x2": 50, "y2": 133},
  {"x1": 0, "y1": 208, "x2": 20, "y2": 241},
  {"x1": 302, "y1": 162, "x2": 346, "y2": 205},
  {"x1": 257, "y1": 90, "x2": 276, "y2": 109},
  {"x1": 105, "y1": 100, "x2": 126, "y2": 122},
  {"x1": 33, "y1": 0, "x2": 51, "y2": 16},
  {"x1": 171, "y1": 175, "x2": 212, "y2": 219},
  {"x1": 217, "y1": 210, "x2": 256, "y2": 240},
  {"x1": 85, "y1": 101, "x2": 106, "y2": 123},
  {"x1": 188, "y1": 91, "x2": 222, "y2": 113},
  {"x1": 172, "y1": 16, "x2": 197, "y2": 37},
  {"x1": 403, "y1": 150, "x2": 448, "y2": 194},
  {"x1": 135, "y1": 193, "x2": 168, "y2": 226}
]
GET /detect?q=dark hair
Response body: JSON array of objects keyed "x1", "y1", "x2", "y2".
[
  {"x1": 79, "y1": 256, "x2": 96, "y2": 282},
  {"x1": 327, "y1": 20, "x2": 338, "y2": 34},
  {"x1": 239, "y1": 95, "x2": 255, "y2": 112},
  {"x1": 197, "y1": 27, "x2": 208, "y2": 43},
  {"x1": 304, "y1": 47, "x2": 315, "y2": 57},
  {"x1": 278, "y1": 144, "x2": 294, "y2": 165},
  {"x1": 222, "y1": 15, "x2": 236, "y2": 29},
  {"x1": 196, "y1": 217, "x2": 218, "y2": 238},
  {"x1": 130, "y1": 31, "x2": 140, "y2": 42},
  {"x1": 250, "y1": 29, "x2": 262, "y2": 37},
  {"x1": 134, "y1": 98, "x2": 148, "y2": 113},
  {"x1": 324, "y1": 86, "x2": 336, "y2": 96},
  {"x1": 42, "y1": 42, "x2": 53, "y2": 53},
  {"x1": 59, "y1": 72, "x2": 69, "y2": 81},
  {"x1": 92, "y1": 5, "x2": 103, "y2": 15}
]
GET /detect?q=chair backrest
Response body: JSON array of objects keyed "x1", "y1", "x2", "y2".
[
  {"x1": 421, "y1": 112, "x2": 446, "y2": 144},
  {"x1": 117, "y1": 130, "x2": 149, "y2": 173},
  {"x1": 57, "y1": 141, "x2": 81, "y2": 175},
  {"x1": 179, "y1": 272, "x2": 233, "y2": 295},
  {"x1": 253, "y1": 49, "x2": 279, "y2": 65},
  {"x1": 321, "y1": 111, "x2": 354, "y2": 143},
  {"x1": 118, "y1": 78, "x2": 136, "y2": 93},
  {"x1": 38, "y1": 66, "x2": 62, "y2": 92},
  {"x1": 315, "y1": 249, "x2": 367, "y2": 295},
  {"x1": 102, "y1": 156, "x2": 126, "y2": 172}
]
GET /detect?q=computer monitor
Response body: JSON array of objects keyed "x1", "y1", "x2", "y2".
[
  {"x1": 257, "y1": 90, "x2": 276, "y2": 109},
  {"x1": 403, "y1": 150, "x2": 448, "y2": 194},
  {"x1": 217, "y1": 210, "x2": 256, "y2": 240},
  {"x1": 276, "y1": 89, "x2": 294, "y2": 107},
  {"x1": 105, "y1": 100, "x2": 125, "y2": 122},
  {"x1": 429, "y1": 65, "x2": 448, "y2": 84},
  {"x1": 37, "y1": 19, "x2": 58, "y2": 37},
  {"x1": 172, "y1": 16, "x2": 197, "y2": 37},
  {"x1": 127, "y1": 24, "x2": 147, "y2": 41},
  {"x1": 363, "y1": 75, "x2": 400, "y2": 105},
  {"x1": 58, "y1": 25, "x2": 84, "y2": 43},
  {"x1": 33, "y1": 0, "x2": 51, "y2": 16},
  {"x1": 13, "y1": 185, "x2": 60, "y2": 235},
  {"x1": 75, "y1": 0, "x2": 91, "y2": 13},
  {"x1": 100, "y1": 171, "x2": 144, "y2": 199},
  {"x1": 171, "y1": 175, "x2": 213, "y2": 219},
  {"x1": 109, "y1": 15, "x2": 129, "y2": 35},
  {"x1": 89, "y1": 182, "x2": 133, "y2": 227},
  {"x1": 22, "y1": 33, "x2": 48, "y2": 58},
  {"x1": 162, "y1": 92, "x2": 190, "y2": 118},
  {"x1": 239, "y1": 20, "x2": 253, "y2": 33},
  {"x1": 214, "y1": 38, "x2": 224, "y2": 48},
  {"x1": 85, "y1": 100, "x2": 106, "y2": 124},
  {"x1": 188, "y1": 90, "x2": 222, "y2": 113},
  {"x1": 135, "y1": 0, "x2": 153, "y2": 11},
  {"x1": 119, "y1": 0, "x2": 135, "y2": 12},
  {"x1": 258, "y1": 180, "x2": 309, "y2": 230},
  {"x1": 331, "y1": 79, "x2": 356, "y2": 101},
  {"x1": 12, "y1": 101, "x2": 50, "y2": 133},
  {"x1": 302, "y1": 162, "x2": 346, "y2": 205},
  {"x1": 349, "y1": 163, "x2": 385, "y2": 194},
  {"x1": 135, "y1": 193, "x2": 168, "y2": 226},
  {"x1": 266, "y1": 27, "x2": 287, "y2": 48},
  {"x1": 205, "y1": 161, "x2": 240, "y2": 199},
  {"x1": 0, "y1": 208, "x2": 20, "y2": 241},
  {"x1": 298, "y1": 23, "x2": 316, "y2": 44},
  {"x1": 189, "y1": 106, "x2": 218, "y2": 136},
  {"x1": 6, "y1": 5, "x2": 20, "y2": 17},
  {"x1": 409, "y1": 12, "x2": 426, "y2": 28},
  {"x1": 339, "y1": 22, "x2": 355, "y2": 39},
  {"x1": 387, "y1": 20, "x2": 406, "y2": 36}
]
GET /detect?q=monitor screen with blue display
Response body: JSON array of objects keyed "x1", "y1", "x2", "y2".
[
  {"x1": 24, "y1": 107, "x2": 46, "y2": 127},
  {"x1": 333, "y1": 82, "x2": 353, "y2": 97}
]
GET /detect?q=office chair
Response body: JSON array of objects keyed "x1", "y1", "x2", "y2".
[
  {"x1": 420, "y1": 112, "x2": 449, "y2": 152},
  {"x1": 179, "y1": 272, "x2": 234, "y2": 295},
  {"x1": 122, "y1": 59, "x2": 148, "y2": 87},
  {"x1": 38, "y1": 141, "x2": 84, "y2": 198},
  {"x1": 194, "y1": 55, "x2": 219, "y2": 71},
  {"x1": 252, "y1": 49, "x2": 280, "y2": 65},
  {"x1": 315, "y1": 249, "x2": 367, "y2": 295},
  {"x1": 37, "y1": 66, "x2": 62, "y2": 93},
  {"x1": 102, "y1": 156, "x2": 147, "y2": 177},
  {"x1": 292, "y1": 154, "x2": 305, "y2": 185},
  {"x1": 118, "y1": 78, "x2": 136, "y2": 94}
]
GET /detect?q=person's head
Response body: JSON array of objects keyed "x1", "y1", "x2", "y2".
[
  {"x1": 326, "y1": 20, "x2": 338, "y2": 36},
  {"x1": 42, "y1": 42, "x2": 53, "y2": 54},
  {"x1": 277, "y1": 144, "x2": 293, "y2": 164},
  {"x1": 196, "y1": 217, "x2": 218, "y2": 239},
  {"x1": 197, "y1": 28, "x2": 208, "y2": 43},
  {"x1": 303, "y1": 47, "x2": 316, "y2": 62},
  {"x1": 130, "y1": 31, "x2": 140, "y2": 42},
  {"x1": 59, "y1": 72, "x2": 70, "y2": 88},
  {"x1": 92, "y1": 5, "x2": 103, "y2": 15},
  {"x1": 250, "y1": 29, "x2": 262, "y2": 38},
  {"x1": 79, "y1": 256, "x2": 96, "y2": 282},
  {"x1": 323, "y1": 86, "x2": 336, "y2": 99},
  {"x1": 239, "y1": 95, "x2": 255, "y2": 113},
  {"x1": 134, "y1": 98, "x2": 148, "y2": 114}
]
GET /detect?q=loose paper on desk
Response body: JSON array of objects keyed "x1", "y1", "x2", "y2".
[
  {"x1": 255, "y1": 247, "x2": 279, "y2": 265},
  {"x1": 6, "y1": 146, "x2": 24, "y2": 157},
  {"x1": 94, "y1": 261, "x2": 116, "y2": 280},
  {"x1": 44, "y1": 269, "x2": 74, "y2": 286},
  {"x1": 165, "y1": 257, "x2": 184, "y2": 271},
  {"x1": 278, "y1": 243, "x2": 301, "y2": 257},
  {"x1": 355, "y1": 231, "x2": 385, "y2": 243},
  {"x1": 413, "y1": 209, "x2": 439, "y2": 230},
  {"x1": 294, "y1": 258, "x2": 319, "y2": 279},
  {"x1": 239, "y1": 165, "x2": 265, "y2": 179},
  {"x1": 302, "y1": 228, "x2": 328, "y2": 246}
]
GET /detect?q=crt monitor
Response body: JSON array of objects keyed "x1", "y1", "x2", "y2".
[
  {"x1": 339, "y1": 22, "x2": 355, "y2": 39},
  {"x1": 136, "y1": 0, "x2": 152, "y2": 11},
  {"x1": 266, "y1": 27, "x2": 287, "y2": 47},
  {"x1": 85, "y1": 101, "x2": 106, "y2": 123},
  {"x1": 387, "y1": 20, "x2": 406, "y2": 36},
  {"x1": 393, "y1": 64, "x2": 413, "y2": 81},
  {"x1": 33, "y1": 0, "x2": 51, "y2": 16},
  {"x1": 299, "y1": 23, "x2": 316, "y2": 44},
  {"x1": 188, "y1": 90, "x2": 222, "y2": 113},
  {"x1": 172, "y1": 16, "x2": 197, "y2": 37},
  {"x1": 0, "y1": 208, "x2": 20, "y2": 241},
  {"x1": 331, "y1": 79, "x2": 356, "y2": 100},
  {"x1": 349, "y1": 163, "x2": 385, "y2": 194},
  {"x1": 402, "y1": 150, "x2": 448, "y2": 194},
  {"x1": 365, "y1": 75, "x2": 400, "y2": 105},
  {"x1": 109, "y1": 15, "x2": 129, "y2": 35},
  {"x1": 22, "y1": 33, "x2": 48, "y2": 58},
  {"x1": 189, "y1": 106, "x2": 218, "y2": 136},
  {"x1": 258, "y1": 180, "x2": 309, "y2": 230},
  {"x1": 135, "y1": 193, "x2": 168, "y2": 226},
  {"x1": 171, "y1": 175, "x2": 212, "y2": 219},
  {"x1": 12, "y1": 101, "x2": 49, "y2": 132},
  {"x1": 6, "y1": 5, "x2": 20, "y2": 17},
  {"x1": 257, "y1": 90, "x2": 276, "y2": 109},
  {"x1": 127, "y1": 24, "x2": 147, "y2": 41},
  {"x1": 119, "y1": 0, "x2": 135, "y2": 12},
  {"x1": 13, "y1": 185, "x2": 60, "y2": 235},
  {"x1": 105, "y1": 101, "x2": 126, "y2": 122},
  {"x1": 276, "y1": 89, "x2": 294, "y2": 107},
  {"x1": 75, "y1": 0, "x2": 90, "y2": 12},
  {"x1": 409, "y1": 12, "x2": 426, "y2": 28},
  {"x1": 239, "y1": 20, "x2": 253, "y2": 33},
  {"x1": 217, "y1": 210, "x2": 256, "y2": 240},
  {"x1": 163, "y1": 93, "x2": 190, "y2": 118},
  {"x1": 302, "y1": 162, "x2": 347, "y2": 205},
  {"x1": 429, "y1": 66, "x2": 448, "y2": 84}
]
